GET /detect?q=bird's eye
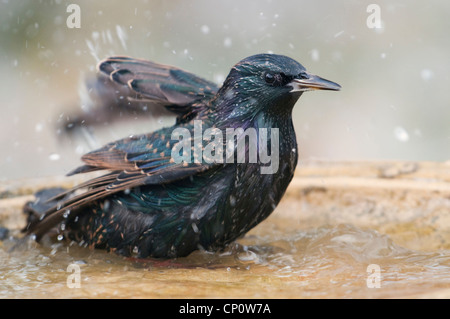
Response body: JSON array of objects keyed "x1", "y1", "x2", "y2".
[
  {"x1": 265, "y1": 73, "x2": 275, "y2": 84},
  {"x1": 298, "y1": 72, "x2": 309, "y2": 80}
]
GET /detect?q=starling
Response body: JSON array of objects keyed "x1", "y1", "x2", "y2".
[{"x1": 24, "y1": 54, "x2": 340, "y2": 258}]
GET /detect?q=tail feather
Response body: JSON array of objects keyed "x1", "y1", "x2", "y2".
[{"x1": 22, "y1": 187, "x2": 69, "y2": 238}]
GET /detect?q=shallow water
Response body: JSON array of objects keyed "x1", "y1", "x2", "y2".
[{"x1": 1, "y1": 220, "x2": 449, "y2": 298}]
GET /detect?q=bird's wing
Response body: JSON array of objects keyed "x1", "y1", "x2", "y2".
[
  {"x1": 97, "y1": 56, "x2": 219, "y2": 116},
  {"x1": 24, "y1": 127, "x2": 216, "y2": 240}
]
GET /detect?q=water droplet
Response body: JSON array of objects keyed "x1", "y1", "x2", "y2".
[
  {"x1": 49, "y1": 153, "x2": 60, "y2": 161},
  {"x1": 394, "y1": 126, "x2": 409, "y2": 142},
  {"x1": 238, "y1": 250, "x2": 258, "y2": 262},
  {"x1": 223, "y1": 37, "x2": 232, "y2": 48},
  {"x1": 213, "y1": 73, "x2": 225, "y2": 86},
  {"x1": 92, "y1": 31, "x2": 100, "y2": 41},
  {"x1": 420, "y1": 68, "x2": 434, "y2": 81},
  {"x1": 200, "y1": 25, "x2": 210, "y2": 35},
  {"x1": 115, "y1": 25, "x2": 128, "y2": 50},
  {"x1": 103, "y1": 200, "x2": 110, "y2": 211},
  {"x1": 310, "y1": 49, "x2": 320, "y2": 61},
  {"x1": 75, "y1": 145, "x2": 85, "y2": 155},
  {"x1": 229, "y1": 195, "x2": 236, "y2": 207},
  {"x1": 334, "y1": 30, "x2": 344, "y2": 38}
]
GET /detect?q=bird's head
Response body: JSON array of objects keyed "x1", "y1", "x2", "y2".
[{"x1": 214, "y1": 53, "x2": 341, "y2": 121}]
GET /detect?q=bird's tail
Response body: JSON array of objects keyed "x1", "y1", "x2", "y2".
[{"x1": 22, "y1": 187, "x2": 68, "y2": 238}]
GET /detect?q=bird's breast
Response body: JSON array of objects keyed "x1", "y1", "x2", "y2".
[{"x1": 218, "y1": 125, "x2": 298, "y2": 239}]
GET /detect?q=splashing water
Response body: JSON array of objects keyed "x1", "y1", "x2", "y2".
[{"x1": 1, "y1": 222, "x2": 448, "y2": 298}]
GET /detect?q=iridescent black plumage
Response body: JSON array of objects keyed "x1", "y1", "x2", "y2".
[{"x1": 24, "y1": 54, "x2": 340, "y2": 258}]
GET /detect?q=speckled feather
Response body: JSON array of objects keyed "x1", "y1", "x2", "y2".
[{"x1": 23, "y1": 54, "x2": 340, "y2": 258}]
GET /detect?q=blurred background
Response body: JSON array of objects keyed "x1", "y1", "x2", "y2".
[{"x1": 0, "y1": 0, "x2": 449, "y2": 180}]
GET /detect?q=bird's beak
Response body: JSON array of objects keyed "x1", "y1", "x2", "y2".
[{"x1": 289, "y1": 73, "x2": 341, "y2": 92}]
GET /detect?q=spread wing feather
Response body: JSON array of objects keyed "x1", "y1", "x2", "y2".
[
  {"x1": 97, "y1": 56, "x2": 219, "y2": 117},
  {"x1": 25, "y1": 127, "x2": 214, "y2": 241},
  {"x1": 25, "y1": 57, "x2": 223, "y2": 240}
]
